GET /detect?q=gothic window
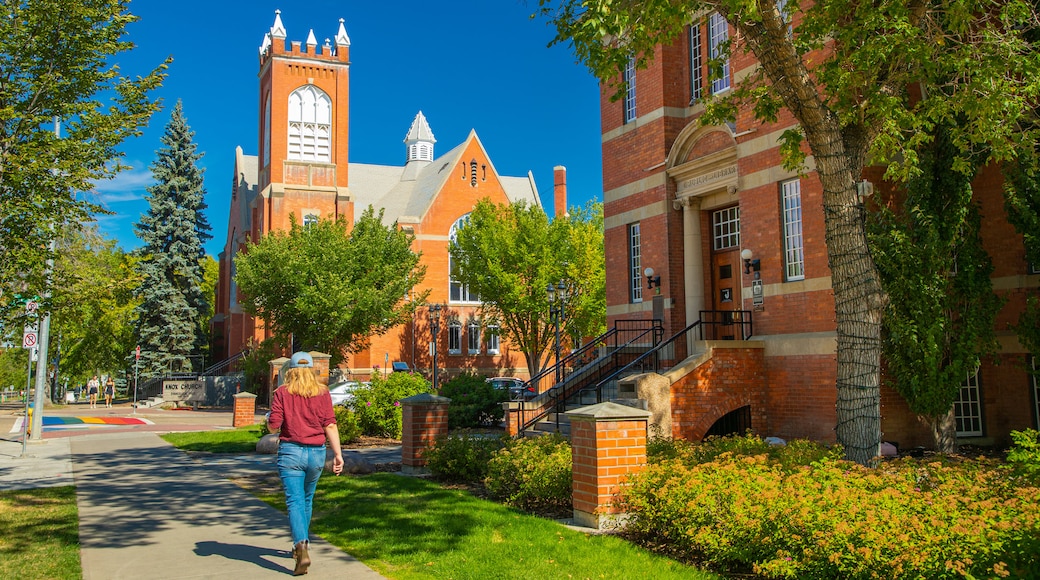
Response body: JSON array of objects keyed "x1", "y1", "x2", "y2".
[
  {"x1": 486, "y1": 324, "x2": 500, "y2": 354},
  {"x1": 467, "y1": 320, "x2": 481, "y2": 354},
  {"x1": 263, "y1": 95, "x2": 272, "y2": 166},
  {"x1": 287, "y1": 86, "x2": 332, "y2": 162},
  {"x1": 449, "y1": 215, "x2": 479, "y2": 303},
  {"x1": 448, "y1": 319, "x2": 462, "y2": 355}
]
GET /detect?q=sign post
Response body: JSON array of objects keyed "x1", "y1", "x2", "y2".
[{"x1": 132, "y1": 346, "x2": 140, "y2": 415}]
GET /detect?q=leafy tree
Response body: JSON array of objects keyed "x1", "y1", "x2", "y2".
[
  {"x1": 50, "y1": 224, "x2": 140, "y2": 388},
  {"x1": 539, "y1": 0, "x2": 1040, "y2": 464},
  {"x1": 234, "y1": 208, "x2": 427, "y2": 365},
  {"x1": 869, "y1": 124, "x2": 1003, "y2": 453},
  {"x1": 133, "y1": 101, "x2": 212, "y2": 377},
  {"x1": 199, "y1": 255, "x2": 219, "y2": 366},
  {"x1": 449, "y1": 199, "x2": 606, "y2": 377},
  {"x1": 0, "y1": 0, "x2": 165, "y2": 318}
]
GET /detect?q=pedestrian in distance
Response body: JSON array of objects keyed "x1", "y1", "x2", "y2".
[
  {"x1": 104, "y1": 377, "x2": 115, "y2": 408},
  {"x1": 87, "y1": 375, "x2": 100, "y2": 409},
  {"x1": 267, "y1": 351, "x2": 344, "y2": 576}
]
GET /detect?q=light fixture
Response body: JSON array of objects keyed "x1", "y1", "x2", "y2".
[
  {"x1": 741, "y1": 249, "x2": 760, "y2": 275},
  {"x1": 856, "y1": 179, "x2": 874, "y2": 200},
  {"x1": 644, "y1": 267, "x2": 661, "y2": 289}
]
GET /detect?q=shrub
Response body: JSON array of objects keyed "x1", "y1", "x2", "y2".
[
  {"x1": 425, "y1": 430, "x2": 508, "y2": 482},
  {"x1": 485, "y1": 434, "x2": 572, "y2": 514},
  {"x1": 334, "y1": 406, "x2": 362, "y2": 444},
  {"x1": 350, "y1": 372, "x2": 431, "y2": 438},
  {"x1": 439, "y1": 372, "x2": 509, "y2": 429},
  {"x1": 621, "y1": 436, "x2": 1040, "y2": 579},
  {"x1": 1006, "y1": 428, "x2": 1040, "y2": 484}
]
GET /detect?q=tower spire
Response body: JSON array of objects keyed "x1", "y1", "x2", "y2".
[{"x1": 404, "y1": 111, "x2": 436, "y2": 163}]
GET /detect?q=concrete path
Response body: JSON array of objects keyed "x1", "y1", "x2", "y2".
[
  {"x1": 0, "y1": 404, "x2": 392, "y2": 579},
  {"x1": 72, "y1": 432, "x2": 386, "y2": 579}
]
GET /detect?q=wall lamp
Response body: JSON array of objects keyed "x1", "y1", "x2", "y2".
[
  {"x1": 644, "y1": 267, "x2": 661, "y2": 290},
  {"x1": 741, "y1": 249, "x2": 760, "y2": 275}
]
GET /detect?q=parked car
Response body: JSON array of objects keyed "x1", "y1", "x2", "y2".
[
  {"x1": 486, "y1": 377, "x2": 536, "y2": 401},
  {"x1": 328, "y1": 380, "x2": 365, "y2": 407}
]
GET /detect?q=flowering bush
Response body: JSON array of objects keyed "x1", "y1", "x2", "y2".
[
  {"x1": 1006, "y1": 428, "x2": 1040, "y2": 484},
  {"x1": 485, "y1": 434, "x2": 572, "y2": 514},
  {"x1": 333, "y1": 405, "x2": 361, "y2": 444},
  {"x1": 424, "y1": 430, "x2": 508, "y2": 482},
  {"x1": 438, "y1": 372, "x2": 509, "y2": 429},
  {"x1": 349, "y1": 372, "x2": 430, "y2": 438},
  {"x1": 620, "y1": 434, "x2": 1040, "y2": 578}
]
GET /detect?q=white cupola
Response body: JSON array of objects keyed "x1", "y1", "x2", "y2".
[{"x1": 404, "y1": 111, "x2": 436, "y2": 163}]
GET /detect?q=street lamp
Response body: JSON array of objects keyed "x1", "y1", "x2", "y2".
[
  {"x1": 547, "y1": 280, "x2": 569, "y2": 384},
  {"x1": 429, "y1": 304, "x2": 443, "y2": 391}
]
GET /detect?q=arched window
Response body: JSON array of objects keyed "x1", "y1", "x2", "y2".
[
  {"x1": 263, "y1": 95, "x2": 272, "y2": 166},
  {"x1": 449, "y1": 215, "x2": 479, "y2": 303},
  {"x1": 448, "y1": 319, "x2": 462, "y2": 355},
  {"x1": 467, "y1": 319, "x2": 481, "y2": 354},
  {"x1": 287, "y1": 86, "x2": 332, "y2": 162}
]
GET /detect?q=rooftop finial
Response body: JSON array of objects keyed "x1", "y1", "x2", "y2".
[
  {"x1": 271, "y1": 9, "x2": 286, "y2": 39},
  {"x1": 335, "y1": 18, "x2": 350, "y2": 47},
  {"x1": 306, "y1": 29, "x2": 317, "y2": 48}
]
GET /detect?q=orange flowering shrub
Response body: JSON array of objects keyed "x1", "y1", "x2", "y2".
[{"x1": 621, "y1": 435, "x2": 1040, "y2": 578}]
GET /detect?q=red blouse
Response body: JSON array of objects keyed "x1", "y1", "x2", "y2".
[{"x1": 268, "y1": 386, "x2": 337, "y2": 446}]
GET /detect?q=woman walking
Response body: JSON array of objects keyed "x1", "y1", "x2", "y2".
[
  {"x1": 86, "y1": 375, "x2": 100, "y2": 409},
  {"x1": 104, "y1": 377, "x2": 115, "y2": 408},
  {"x1": 267, "y1": 352, "x2": 344, "y2": 576}
]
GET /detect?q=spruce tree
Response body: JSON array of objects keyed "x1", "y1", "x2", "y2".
[{"x1": 133, "y1": 101, "x2": 211, "y2": 377}]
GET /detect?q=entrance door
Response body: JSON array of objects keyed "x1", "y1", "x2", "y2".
[{"x1": 709, "y1": 206, "x2": 740, "y2": 340}]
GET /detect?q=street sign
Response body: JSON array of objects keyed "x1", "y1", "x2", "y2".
[
  {"x1": 25, "y1": 300, "x2": 38, "y2": 314},
  {"x1": 22, "y1": 323, "x2": 38, "y2": 349},
  {"x1": 135, "y1": 345, "x2": 141, "y2": 360}
]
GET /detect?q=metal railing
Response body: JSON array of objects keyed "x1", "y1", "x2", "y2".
[
  {"x1": 516, "y1": 320, "x2": 663, "y2": 436},
  {"x1": 698, "y1": 310, "x2": 754, "y2": 341}
]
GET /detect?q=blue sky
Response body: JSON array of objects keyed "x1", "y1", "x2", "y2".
[{"x1": 92, "y1": 1, "x2": 604, "y2": 258}]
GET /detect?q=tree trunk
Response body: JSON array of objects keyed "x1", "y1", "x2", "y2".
[
  {"x1": 731, "y1": 12, "x2": 887, "y2": 466},
  {"x1": 925, "y1": 407, "x2": 958, "y2": 454}
]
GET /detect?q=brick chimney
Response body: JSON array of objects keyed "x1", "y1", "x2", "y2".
[{"x1": 553, "y1": 165, "x2": 568, "y2": 219}]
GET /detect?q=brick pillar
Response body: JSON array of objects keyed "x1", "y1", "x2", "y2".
[
  {"x1": 566, "y1": 401, "x2": 651, "y2": 530},
  {"x1": 233, "y1": 392, "x2": 258, "y2": 428},
  {"x1": 400, "y1": 393, "x2": 450, "y2": 475},
  {"x1": 503, "y1": 400, "x2": 521, "y2": 436}
]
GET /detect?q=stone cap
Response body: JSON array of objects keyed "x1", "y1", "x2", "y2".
[
  {"x1": 233, "y1": 392, "x2": 258, "y2": 399},
  {"x1": 400, "y1": 392, "x2": 451, "y2": 405},
  {"x1": 565, "y1": 401, "x2": 652, "y2": 421}
]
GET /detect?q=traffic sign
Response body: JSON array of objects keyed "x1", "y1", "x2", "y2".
[
  {"x1": 135, "y1": 345, "x2": 141, "y2": 360},
  {"x1": 22, "y1": 323, "x2": 38, "y2": 349},
  {"x1": 25, "y1": 300, "x2": 38, "y2": 314}
]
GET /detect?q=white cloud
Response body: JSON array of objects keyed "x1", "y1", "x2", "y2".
[{"x1": 92, "y1": 166, "x2": 153, "y2": 205}]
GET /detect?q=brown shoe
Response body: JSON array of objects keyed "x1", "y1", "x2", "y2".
[{"x1": 293, "y1": 541, "x2": 310, "y2": 575}]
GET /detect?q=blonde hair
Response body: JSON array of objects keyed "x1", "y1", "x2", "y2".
[{"x1": 283, "y1": 367, "x2": 326, "y2": 398}]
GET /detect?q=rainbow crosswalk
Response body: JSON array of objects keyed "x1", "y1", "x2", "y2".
[{"x1": 10, "y1": 415, "x2": 154, "y2": 433}]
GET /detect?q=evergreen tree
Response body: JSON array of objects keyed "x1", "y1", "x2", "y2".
[{"x1": 133, "y1": 101, "x2": 211, "y2": 377}]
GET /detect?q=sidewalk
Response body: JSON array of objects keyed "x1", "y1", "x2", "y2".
[{"x1": 0, "y1": 431, "x2": 389, "y2": 579}]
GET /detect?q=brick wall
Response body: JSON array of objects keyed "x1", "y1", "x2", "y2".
[{"x1": 670, "y1": 345, "x2": 768, "y2": 440}]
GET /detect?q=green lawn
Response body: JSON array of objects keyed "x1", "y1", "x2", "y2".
[
  {"x1": 255, "y1": 473, "x2": 714, "y2": 580},
  {"x1": 160, "y1": 424, "x2": 264, "y2": 453},
  {"x1": 0, "y1": 486, "x2": 81, "y2": 579}
]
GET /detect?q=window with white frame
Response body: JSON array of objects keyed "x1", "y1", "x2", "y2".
[
  {"x1": 467, "y1": 320, "x2": 481, "y2": 354},
  {"x1": 954, "y1": 369, "x2": 984, "y2": 437},
  {"x1": 287, "y1": 86, "x2": 332, "y2": 162},
  {"x1": 708, "y1": 13, "x2": 731, "y2": 94},
  {"x1": 781, "y1": 179, "x2": 805, "y2": 281},
  {"x1": 623, "y1": 56, "x2": 637, "y2": 123},
  {"x1": 486, "y1": 324, "x2": 500, "y2": 354},
  {"x1": 689, "y1": 24, "x2": 703, "y2": 103},
  {"x1": 449, "y1": 215, "x2": 479, "y2": 303},
  {"x1": 303, "y1": 213, "x2": 319, "y2": 228},
  {"x1": 629, "y1": 223, "x2": 643, "y2": 303},
  {"x1": 448, "y1": 320, "x2": 461, "y2": 355},
  {"x1": 713, "y1": 206, "x2": 740, "y2": 250}
]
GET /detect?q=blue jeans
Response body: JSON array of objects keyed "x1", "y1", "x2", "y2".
[{"x1": 277, "y1": 441, "x2": 326, "y2": 545}]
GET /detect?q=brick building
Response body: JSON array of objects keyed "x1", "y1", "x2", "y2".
[
  {"x1": 600, "y1": 12, "x2": 1039, "y2": 449},
  {"x1": 211, "y1": 11, "x2": 564, "y2": 381}
]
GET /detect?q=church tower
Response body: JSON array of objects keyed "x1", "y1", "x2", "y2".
[{"x1": 255, "y1": 10, "x2": 353, "y2": 236}]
